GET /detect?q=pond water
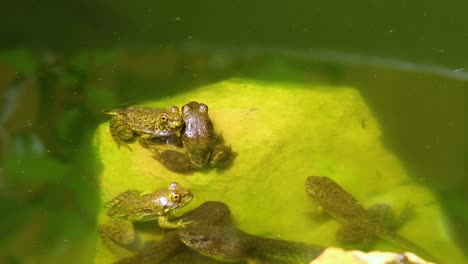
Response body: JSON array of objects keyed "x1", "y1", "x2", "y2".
[
  {"x1": 1, "y1": 45, "x2": 466, "y2": 264},
  {"x1": 3, "y1": 4, "x2": 468, "y2": 264}
]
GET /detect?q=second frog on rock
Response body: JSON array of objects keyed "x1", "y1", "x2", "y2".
[{"x1": 153, "y1": 101, "x2": 235, "y2": 173}]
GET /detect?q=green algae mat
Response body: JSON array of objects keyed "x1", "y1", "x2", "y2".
[{"x1": 93, "y1": 79, "x2": 465, "y2": 263}]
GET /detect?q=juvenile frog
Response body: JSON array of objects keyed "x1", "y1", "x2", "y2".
[
  {"x1": 98, "y1": 182, "x2": 192, "y2": 251},
  {"x1": 304, "y1": 176, "x2": 437, "y2": 262},
  {"x1": 103, "y1": 106, "x2": 184, "y2": 149},
  {"x1": 115, "y1": 201, "x2": 231, "y2": 264},
  {"x1": 153, "y1": 102, "x2": 234, "y2": 173}
]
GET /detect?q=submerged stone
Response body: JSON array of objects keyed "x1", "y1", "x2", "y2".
[{"x1": 94, "y1": 79, "x2": 464, "y2": 263}]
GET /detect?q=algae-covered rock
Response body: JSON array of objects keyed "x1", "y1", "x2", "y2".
[{"x1": 93, "y1": 79, "x2": 464, "y2": 263}]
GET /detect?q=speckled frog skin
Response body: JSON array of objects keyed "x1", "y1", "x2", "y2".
[
  {"x1": 103, "y1": 106, "x2": 183, "y2": 149},
  {"x1": 304, "y1": 176, "x2": 437, "y2": 262},
  {"x1": 181, "y1": 101, "x2": 217, "y2": 167},
  {"x1": 98, "y1": 182, "x2": 192, "y2": 251},
  {"x1": 153, "y1": 102, "x2": 234, "y2": 173}
]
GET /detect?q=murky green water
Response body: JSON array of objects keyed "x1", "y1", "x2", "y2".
[
  {"x1": 2, "y1": 46, "x2": 467, "y2": 263},
  {"x1": 1, "y1": 1, "x2": 467, "y2": 263}
]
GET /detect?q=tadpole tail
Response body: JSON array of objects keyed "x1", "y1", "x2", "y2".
[
  {"x1": 377, "y1": 227, "x2": 440, "y2": 263},
  {"x1": 248, "y1": 236, "x2": 326, "y2": 263}
]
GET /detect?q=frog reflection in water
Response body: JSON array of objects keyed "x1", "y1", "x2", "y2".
[
  {"x1": 305, "y1": 176, "x2": 437, "y2": 262},
  {"x1": 153, "y1": 102, "x2": 234, "y2": 173},
  {"x1": 98, "y1": 182, "x2": 193, "y2": 251},
  {"x1": 103, "y1": 106, "x2": 184, "y2": 150}
]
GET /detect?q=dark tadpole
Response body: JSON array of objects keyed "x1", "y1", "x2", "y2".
[{"x1": 114, "y1": 201, "x2": 231, "y2": 264}]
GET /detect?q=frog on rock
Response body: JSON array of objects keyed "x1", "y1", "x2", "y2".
[
  {"x1": 153, "y1": 101, "x2": 234, "y2": 173},
  {"x1": 98, "y1": 182, "x2": 193, "y2": 251},
  {"x1": 103, "y1": 106, "x2": 184, "y2": 149}
]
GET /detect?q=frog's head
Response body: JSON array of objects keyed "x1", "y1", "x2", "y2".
[
  {"x1": 156, "y1": 106, "x2": 184, "y2": 134},
  {"x1": 133, "y1": 183, "x2": 193, "y2": 221},
  {"x1": 161, "y1": 182, "x2": 193, "y2": 213},
  {"x1": 182, "y1": 101, "x2": 209, "y2": 118}
]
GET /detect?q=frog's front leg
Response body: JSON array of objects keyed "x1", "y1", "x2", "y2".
[
  {"x1": 109, "y1": 117, "x2": 134, "y2": 150},
  {"x1": 98, "y1": 217, "x2": 137, "y2": 253},
  {"x1": 137, "y1": 133, "x2": 158, "y2": 149},
  {"x1": 157, "y1": 215, "x2": 191, "y2": 229},
  {"x1": 138, "y1": 134, "x2": 183, "y2": 149}
]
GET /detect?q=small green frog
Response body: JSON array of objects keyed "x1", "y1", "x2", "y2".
[
  {"x1": 115, "y1": 201, "x2": 231, "y2": 264},
  {"x1": 103, "y1": 106, "x2": 184, "y2": 149},
  {"x1": 304, "y1": 176, "x2": 437, "y2": 262},
  {"x1": 98, "y1": 182, "x2": 193, "y2": 251},
  {"x1": 153, "y1": 102, "x2": 234, "y2": 173}
]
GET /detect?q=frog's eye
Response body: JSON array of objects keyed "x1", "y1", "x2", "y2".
[
  {"x1": 170, "y1": 106, "x2": 179, "y2": 113},
  {"x1": 160, "y1": 114, "x2": 168, "y2": 123},
  {"x1": 171, "y1": 193, "x2": 181, "y2": 203},
  {"x1": 199, "y1": 104, "x2": 208, "y2": 112}
]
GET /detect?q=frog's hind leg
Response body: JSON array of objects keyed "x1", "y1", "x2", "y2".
[
  {"x1": 209, "y1": 145, "x2": 236, "y2": 169},
  {"x1": 109, "y1": 117, "x2": 134, "y2": 150},
  {"x1": 98, "y1": 218, "x2": 138, "y2": 254}
]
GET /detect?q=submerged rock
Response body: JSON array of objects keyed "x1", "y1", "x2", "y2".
[{"x1": 93, "y1": 79, "x2": 464, "y2": 263}]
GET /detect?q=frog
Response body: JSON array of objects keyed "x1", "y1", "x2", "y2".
[
  {"x1": 304, "y1": 176, "x2": 437, "y2": 262},
  {"x1": 103, "y1": 106, "x2": 184, "y2": 150},
  {"x1": 98, "y1": 182, "x2": 193, "y2": 252},
  {"x1": 115, "y1": 201, "x2": 232, "y2": 264},
  {"x1": 152, "y1": 102, "x2": 234, "y2": 173}
]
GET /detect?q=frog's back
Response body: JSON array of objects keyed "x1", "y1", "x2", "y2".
[
  {"x1": 121, "y1": 108, "x2": 164, "y2": 130},
  {"x1": 105, "y1": 190, "x2": 141, "y2": 217},
  {"x1": 105, "y1": 189, "x2": 168, "y2": 220},
  {"x1": 106, "y1": 199, "x2": 136, "y2": 218}
]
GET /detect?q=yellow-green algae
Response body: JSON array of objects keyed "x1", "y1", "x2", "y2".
[{"x1": 94, "y1": 79, "x2": 464, "y2": 263}]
